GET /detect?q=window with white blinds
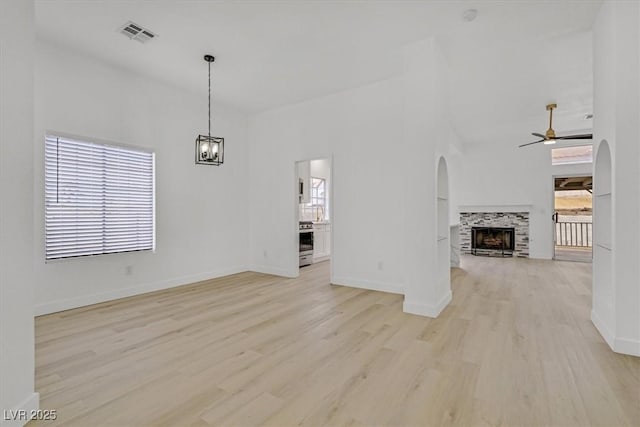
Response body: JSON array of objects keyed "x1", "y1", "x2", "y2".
[{"x1": 45, "y1": 135, "x2": 155, "y2": 260}]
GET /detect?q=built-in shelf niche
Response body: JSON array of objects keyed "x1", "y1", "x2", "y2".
[
  {"x1": 437, "y1": 198, "x2": 449, "y2": 240},
  {"x1": 593, "y1": 141, "x2": 613, "y2": 333},
  {"x1": 437, "y1": 157, "x2": 450, "y2": 299}
]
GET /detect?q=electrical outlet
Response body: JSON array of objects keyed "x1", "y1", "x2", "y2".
[
  {"x1": 125, "y1": 265, "x2": 133, "y2": 275},
  {"x1": 263, "y1": 250, "x2": 268, "y2": 258},
  {"x1": 377, "y1": 261, "x2": 384, "y2": 271}
]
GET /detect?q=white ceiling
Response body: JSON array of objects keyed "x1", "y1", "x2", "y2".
[{"x1": 35, "y1": 0, "x2": 601, "y2": 146}]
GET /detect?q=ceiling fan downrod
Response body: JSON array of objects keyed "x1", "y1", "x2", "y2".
[{"x1": 545, "y1": 103, "x2": 557, "y2": 140}]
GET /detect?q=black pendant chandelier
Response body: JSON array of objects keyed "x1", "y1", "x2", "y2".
[{"x1": 195, "y1": 54, "x2": 224, "y2": 165}]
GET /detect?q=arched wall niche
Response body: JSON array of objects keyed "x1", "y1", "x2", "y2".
[
  {"x1": 436, "y1": 156, "x2": 450, "y2": 298},
  {"x1": 592, "y1": 140, "x2": 614, "y2": 338}
]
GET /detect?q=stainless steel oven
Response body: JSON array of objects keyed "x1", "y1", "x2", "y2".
[{"x1": 299, "y1": 221, "x2": 314, "y2": 267}]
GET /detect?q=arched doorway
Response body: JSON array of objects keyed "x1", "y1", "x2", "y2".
[
  {"x1": 437, "y1": 157, "x2": 451, "y2": 298},
  {"x1": 592, "y1": 140, "x2": 614, "y2": 336}
]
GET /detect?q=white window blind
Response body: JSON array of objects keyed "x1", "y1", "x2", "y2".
[{"x1": 45, "y1": 135, "x2": 155, "y2": 260}]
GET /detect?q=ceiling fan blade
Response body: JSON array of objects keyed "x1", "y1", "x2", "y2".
[
  {"x1": 555, "y1": 134, "x2": 593, "y2": 140},
  {"x1": 519, "y1": 139, "x2": 545, "y2": 148},
  {"x1": 532, "y1": 132, "x2": 546, "y2": 139}
]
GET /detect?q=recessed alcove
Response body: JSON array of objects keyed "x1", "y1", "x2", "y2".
[
  {"x1": 437, "y1": 157, "x2": 450, "y2": 296},
  {"x1": 592, "y1": 140, "x2": 614, "y2": 340}
]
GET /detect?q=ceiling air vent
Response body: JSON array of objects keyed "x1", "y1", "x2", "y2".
[{"x1": 119, "y1": 21, "x2": 157, "y2": 43}]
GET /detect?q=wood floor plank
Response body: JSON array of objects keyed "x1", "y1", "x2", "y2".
[{"x1": 30, "y1": 257, "x2": 640, "y2": 427}]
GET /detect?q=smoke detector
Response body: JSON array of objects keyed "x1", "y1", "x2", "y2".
[
  {"x1": 119, "y1": 21, "x2": 157, "y2": 43},
  {"x1": 462, "y1": 9, "x2": 478, "y2": 22}
]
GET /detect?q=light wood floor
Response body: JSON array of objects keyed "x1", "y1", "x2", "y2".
[
  {"x1": 554, "y1": 246, "x2": 593, "y2": 263},
  {"x1": 32, "y1": 257, "x2": 639, "y2": 427}
]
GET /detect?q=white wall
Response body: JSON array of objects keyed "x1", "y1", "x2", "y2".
[
  {"x1": 0, "y1": 1, "x2": 39, "y2": 425},
  {"x1": 248, "y1": 76, "x2": 407, "y2": 291},
  {"x1": 249, "y1": 37, "x2": 455, "y2": 318},
  {"x1": 591, "y1": 0, "x2": 640, "y2": 357},
  {"x1": 401, "y1": 38, "x2": 453, "y2": 317},
  {"x1": 33, "y1": 41, "x2": 250, "y2": 314},
  {"x1": 449, "y1": 142, "x2": 592, "y2": 259}
]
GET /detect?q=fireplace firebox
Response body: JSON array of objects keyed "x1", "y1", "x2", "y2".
[{"x1": 471, "y1": 227, "x2": 515, "y2": 257}]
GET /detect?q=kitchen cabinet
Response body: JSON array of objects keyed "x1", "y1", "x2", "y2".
[
  {"x1": 313, "y1": 223, "x2": 331, "y2": 261},
  {"x1": 297, "y1": 161, "x2": 310, "y2": 204}
]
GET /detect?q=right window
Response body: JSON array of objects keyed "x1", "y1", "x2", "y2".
[
  {"x1": 551, "y1": 145, "x2": 593, "y2": 165},
  {"x1": 300, "y1": 177, "x2": 328, "y2": 221}
]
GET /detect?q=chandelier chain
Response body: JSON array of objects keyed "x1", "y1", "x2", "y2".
[{"x1": 208, "y1": 60, "x2": 211, "y2": 137}]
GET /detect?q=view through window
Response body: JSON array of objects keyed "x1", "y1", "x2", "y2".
[
  {"x1": 551, "y1": 145, "x2": 593, "y2": 165},
  {"x1": 300, "y1": 177, "x2": 328, "y2": 222}
]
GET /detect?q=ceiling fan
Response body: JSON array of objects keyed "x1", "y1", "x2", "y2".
[{"x1": 519, "y1": 103, "x2": 592, "y2": 148}]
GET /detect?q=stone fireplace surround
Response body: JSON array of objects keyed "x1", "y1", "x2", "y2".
[{"x1": 459, "y1": 206, "x2": 530, "y2": 258}]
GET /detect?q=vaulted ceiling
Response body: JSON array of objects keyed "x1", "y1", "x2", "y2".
[{"x1": 35, "y1": 0, "x2": 601, "y2": 146}]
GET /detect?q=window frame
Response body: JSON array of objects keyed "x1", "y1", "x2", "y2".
[
  {"x1": 310, "y1": 177, "x2": 326, "y2": 209},
  {"x1": 551, "y1": 143, "x2": 594, "y2": 166},
  {"x1": 44, "y1": 132, "x2": 156, "y2": 262},
  {"x1": 300, "y1": 176, "x2": 328, "y2": 221}
]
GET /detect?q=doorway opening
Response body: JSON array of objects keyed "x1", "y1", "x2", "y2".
[
  {"x1": 295, "y1": 158, "x2": 332, "y2": 276},
  {"x1": 553, "y1": 175, "x2": 593, "y2": 262}
]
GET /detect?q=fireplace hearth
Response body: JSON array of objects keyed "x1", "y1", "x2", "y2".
[{"x1": 471, "y1": 227, "x2": 515, "y2": 257}]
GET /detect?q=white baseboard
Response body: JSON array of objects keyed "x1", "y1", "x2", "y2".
[
  {"x1": 249, "y1": 265, "x2": 297, "y2": 278},
  {"x1": 591, "y1": 309, "x2": 615, "y2": 349},
  {"x1": 403, "y1": 290, "x2": 452, "y2": 318},
  {"x1": 331, "y1": 276, "x2": 404, "y2": 295},
  {"x1": 1, "y1": 392, "x2": 39, "y2": 427},
  {"x1": 35, "y1": 266, "x2": 248, "y2": 316},
  {"x1": 614, "y1": 336, "x2": 640, "y2": 357},
  {"x1": 591, "y1": 310, "x2": 639, "y2": 357}
]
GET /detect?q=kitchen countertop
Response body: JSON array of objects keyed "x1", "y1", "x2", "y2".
[{"x1": 312, "y1": 220, "x2": 331, "y2": 225}]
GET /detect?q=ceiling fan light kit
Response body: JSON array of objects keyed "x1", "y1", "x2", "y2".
[{"x1": 519, "y1": 103, "x2": 593, "y2": 148}]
